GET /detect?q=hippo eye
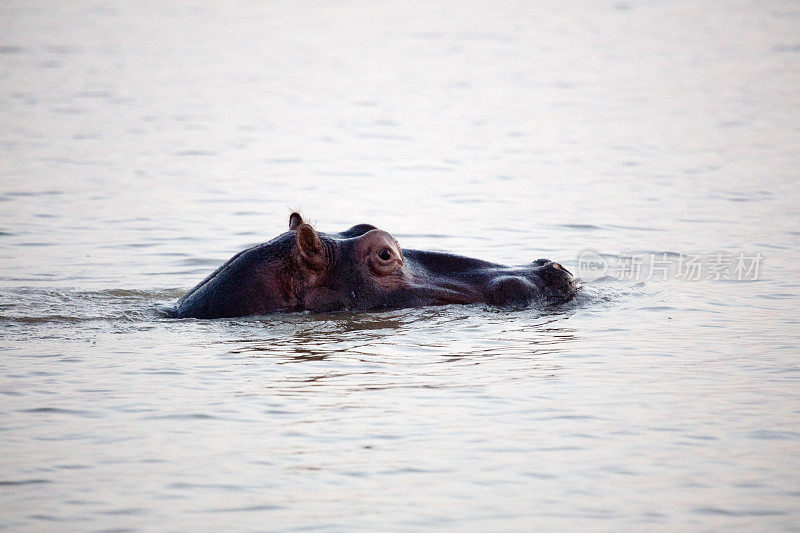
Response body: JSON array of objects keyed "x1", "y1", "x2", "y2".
[{"x1": 378, "y1": 248, "x2": 392, "y2": 261}]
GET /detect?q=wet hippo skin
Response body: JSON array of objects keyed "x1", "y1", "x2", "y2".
[{"x1": 166, "y1": 213, "x2": 578, "y2": 319}]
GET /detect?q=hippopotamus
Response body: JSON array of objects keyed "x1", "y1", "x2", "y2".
[{"x1": 165, "y1": 213, "x2": 578, "y2": 319}]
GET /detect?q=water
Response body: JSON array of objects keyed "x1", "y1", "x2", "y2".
[{"x1": 2, "y1": 1, "x2": 799, "y2": 530}]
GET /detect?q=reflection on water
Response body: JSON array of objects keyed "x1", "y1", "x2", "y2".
[
  {"x1": 224, "y1": 307, "x2": 580, "y2": 366},
  {"x1": 2, "y1": 0, "x2": 800, "y2": 530}
]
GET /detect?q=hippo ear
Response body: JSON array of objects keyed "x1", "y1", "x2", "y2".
[
  {"x1": 289, "y1": 212, "x2": 304, "y2": 230},
  {"x1": 295, "y1": 224, "x2": 327, "y2": 269}
]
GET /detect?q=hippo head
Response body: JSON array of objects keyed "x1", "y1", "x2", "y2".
[
  {"x1": 289, "y1": 213, "x2": 577, "y2": 312},
  {"x1": 170, "y1": 213, "x2": 578, "y2": 318},
  {"x1": 287, "y1": 212, "x2": 413, "y2": 311}
]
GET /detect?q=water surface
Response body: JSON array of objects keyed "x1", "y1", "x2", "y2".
[{"x1": 2, "y1": 1, "x2": 799, "y2": 530}]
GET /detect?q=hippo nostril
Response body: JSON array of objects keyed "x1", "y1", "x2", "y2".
[{"x1": 550, "y1": 262, "x2": 573, "y2": 276}]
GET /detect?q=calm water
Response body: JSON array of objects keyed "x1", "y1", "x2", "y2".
[{"x1": 2, "y1": 1, "x2": 799, "y2": 530}]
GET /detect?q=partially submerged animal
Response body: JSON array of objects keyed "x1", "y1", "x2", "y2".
[{"x1": 165, "y1": 213, "x2": 578, "y2": 318}]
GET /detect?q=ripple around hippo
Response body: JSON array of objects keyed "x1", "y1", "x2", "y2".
[{"x1": 164, "y1": 213, "x2": 579, "y2": 319}]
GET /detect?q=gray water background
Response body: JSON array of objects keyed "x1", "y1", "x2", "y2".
[{"x1": 2, "y1": 1, "x2": 799, "y2": 530}]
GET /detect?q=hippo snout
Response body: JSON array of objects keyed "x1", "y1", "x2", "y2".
[
  {"x1": 535, "y1": 260, "x2": 578, "y2": 301},
  {"x1": 533, "y1": 258, "x2": 571, "y2": 275},
  {"x1": 487, "y1": 276, "x2": 536, "y2": 306},
  {"x1": 485, "y1": 260, "x2": 577, "y2": 307},
  {"x1": 549, "y1": 261, "x2": 572, "y2": 277}
]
